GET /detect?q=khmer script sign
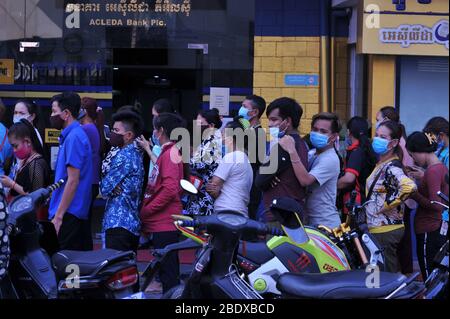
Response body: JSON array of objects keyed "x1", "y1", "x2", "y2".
[
  {"x1": 359, "y1": 0, "x2": 449, "y2": 56},
  {"x1": 380, "y1": 20, "x2": 449, "y2": 50},
  {"x1": 65, "y1": 0, "x2": 192, "y2": 28}
]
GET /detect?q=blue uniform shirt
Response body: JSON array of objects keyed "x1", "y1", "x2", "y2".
[{"x1": 49, "y1": 121, "x2": 93, "y2": 220}]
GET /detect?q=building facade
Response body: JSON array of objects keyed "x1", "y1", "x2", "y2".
[{"x1": 0, "y1": 0, "x2": 448, "y2": 140}]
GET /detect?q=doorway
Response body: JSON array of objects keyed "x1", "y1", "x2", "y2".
[{"x1": 112, "y1": 48, "x2": 204, "y2": 135}]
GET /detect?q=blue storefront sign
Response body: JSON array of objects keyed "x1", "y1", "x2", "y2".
[{"x1": 285, "y1": 74, "x2": 319, "y2": 86}]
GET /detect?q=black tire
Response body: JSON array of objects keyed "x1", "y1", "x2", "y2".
[{"x1": 162, "y1": 284, "x2": 185, "y2": 299}]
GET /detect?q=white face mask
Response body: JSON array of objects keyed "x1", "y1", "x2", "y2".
[{"x1": 13, "y1": 114, "x2": 30, "y2": 124}]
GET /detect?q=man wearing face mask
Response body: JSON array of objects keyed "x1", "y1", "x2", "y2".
[
  {"x1": 279, "y1": 112, "x2": 342, "y2": 229},
  {"x1": 238, "y1": 95, "x2": 267, "y2": 221},
  {"x1": 48, "y1": 92, "x2": 93, "y2": 251},
  {"x1": 100, "y1": 111, "x2": 144, "y2": 252},
  {"x1": 255, "y1": 97, "x2": 309, "y2": 227}
]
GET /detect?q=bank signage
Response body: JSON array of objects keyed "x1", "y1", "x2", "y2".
[
  {"x1": 65, "y1": 0, "x2": 192, "y2": 28},
  {"x1": 380, "y1": 20, "x2": 449, "y2": 50},
  {"x1": 359, "y1": 0, "x2": 449, "y2": 56}
]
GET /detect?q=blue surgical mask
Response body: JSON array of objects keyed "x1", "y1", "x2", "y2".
[
  {"x1": 372, "y1": 137, "x2": 390, "y2": 155},
  {"x1": 310, "y1": 131, "x2": 330, "y2": 149},
  {"x1": 152, "y1": 131, "x2": 161, "y2": 147},
  {"x1": 269, "y1": 127, "x2": 286, "y2": 140},
  {"x1": 238, "y1": 106, "x2": 251, "y2": 121}
]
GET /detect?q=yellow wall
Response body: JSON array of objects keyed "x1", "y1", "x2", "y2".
[
  {"x1": 367, "y1": 55, "x2": 396, "y2": 132},
  {"x1": 253, "y1": 36, "x2": 321, "y2": 136},
  {"x1": 254, "y1": 36, "x2": 351, "y2": 134}
]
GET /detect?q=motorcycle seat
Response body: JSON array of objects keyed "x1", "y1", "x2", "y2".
[
  {"x1": 238, "y1": 241, "x2": 275, "y2": 265},
  {"x1": 277, "y1": 270, "x2": 407, "y2": 299},
  {"x1": 52, "y1": 249, "x2": 135, "y2": 279}
]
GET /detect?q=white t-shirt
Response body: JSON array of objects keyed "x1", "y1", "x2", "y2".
[
  {"x1": 213, "y1": 150, "x2": 253, "y2": 217},
  {"x1": 305, "y1": 147, "x2": 341, "y2": 229}
]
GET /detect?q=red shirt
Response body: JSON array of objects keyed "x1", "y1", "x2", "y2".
[
  {"x1": 140, "y1": 142, "x2": 184, "y2": 234},
  {"x1": 412, "y1": 163, "x2": 449, "y2": 234}
]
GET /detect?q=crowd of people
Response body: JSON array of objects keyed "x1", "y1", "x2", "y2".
[{"x1": 0, "y1": 93, "x2": 448, "y2": 294}]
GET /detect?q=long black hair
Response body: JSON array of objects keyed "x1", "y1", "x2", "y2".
[
  {"x1": 199, "y1": 108, "x2": 222, "y2": 128},
  {"x1": 347, "y1": 116, "x2": 377, "y2": 169},
  {"x1": 423, "y1": 116, "x2": 449, "y2": 138},
  {"x1": 8, "y1": 119, "x2": 44, "y2": 156}
]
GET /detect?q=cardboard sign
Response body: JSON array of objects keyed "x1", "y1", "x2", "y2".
[
  {"x1": 45, "y1": 128, "x2": 61, "y2": 144},
  {"x1": 0, "y1": 59, "x2": 14, "y2": 85}
]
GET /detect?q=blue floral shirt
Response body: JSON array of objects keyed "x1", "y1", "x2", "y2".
[{"x1": 100, "y1": 143, "x2": 144, "y2": 236}]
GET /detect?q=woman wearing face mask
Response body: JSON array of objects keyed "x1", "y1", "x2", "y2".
[
  {"x1": 206, "y1": 117, "x2": 253, "y2": 218},
  {"x1": 183, "y1": 108, "x2": 223, "y2": 216},
  {"x1": 136, "y1": 100, "x2": 176, "y2": 188},
  {"x1": 140, "y1": 113, "x2": 186, "y2": 294},
  {"x1": 375, "y1": 106, "x2": 414, "y2": 168},
  {"x1": 78, "y1": 97, "x2": 103, "y2": 251},
  {"x1": 337, "y1": 117, "x2": 377, "y2": 215},
  {"x1": 406, "y1": 131, "x2": 448, "y2": 281},
  {"x1": 365, "y1": 120, "x2": 417, "y2": 273},
  {"x1": 0, "y1": 119, "x2": 50, "y2": 219},
  {"x1": 376, "y1": 106, "x2": 416, "y2": 275},
  {"x1": 13, "y1": 99, "x2": 43, "y2": 146}
]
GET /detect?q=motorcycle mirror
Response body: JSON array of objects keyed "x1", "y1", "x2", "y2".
[{"x1": 180, "y1": 179, "x2": 198, "y2": 195}]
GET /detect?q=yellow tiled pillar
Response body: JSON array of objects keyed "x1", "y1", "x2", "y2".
[
  {"x1": 367, "y1": 55, "x2": 396, "y2": 133},
  {"x1": 254, "y1": 36, "x2": 321, "y2": 136}
]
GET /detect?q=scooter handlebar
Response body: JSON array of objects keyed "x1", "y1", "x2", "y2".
[
  {"x1": 46, "y1": 179, "x2": 65, "y2": 193},
  {"x1": 176, "y1": 219, "x2": 284, "y2": 237},
  {"x1": 437, "y1": 191, "x2": 449, "y2": 204}
]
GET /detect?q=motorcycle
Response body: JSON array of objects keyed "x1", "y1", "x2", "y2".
[
  {"x1": 275, "y1": 190, "x2": 449, "y2": 300},
  {"x1": 163, "y1": 209, "x2": 421, "y2": 300},
  {"x1": 318, "y1": 191, "x2": 385, "y2": 270},
  {"x1": 164, "y1": 211, "x2": 284, "y2": 299},
  {"x1": 140, "y1": 180, "x2": 355, "y2": 297},
  {"x1": 0, "y1": 180, "x2": 139, "y2": 299},
  {"x1": 146, "y1": 179, "x2": 386, "y2": 298}
]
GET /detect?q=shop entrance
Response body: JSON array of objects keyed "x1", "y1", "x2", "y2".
[{"x1": 112, "y1": 48, "x2": 204, "y2": 135}]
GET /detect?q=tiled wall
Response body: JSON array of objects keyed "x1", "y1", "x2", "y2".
[
  {"x1": 253, "y1": 36, "x2": 321, "y2": 135},
  {"x1": 253, "y1": 0, "x2": 350, "y2": 135}
]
